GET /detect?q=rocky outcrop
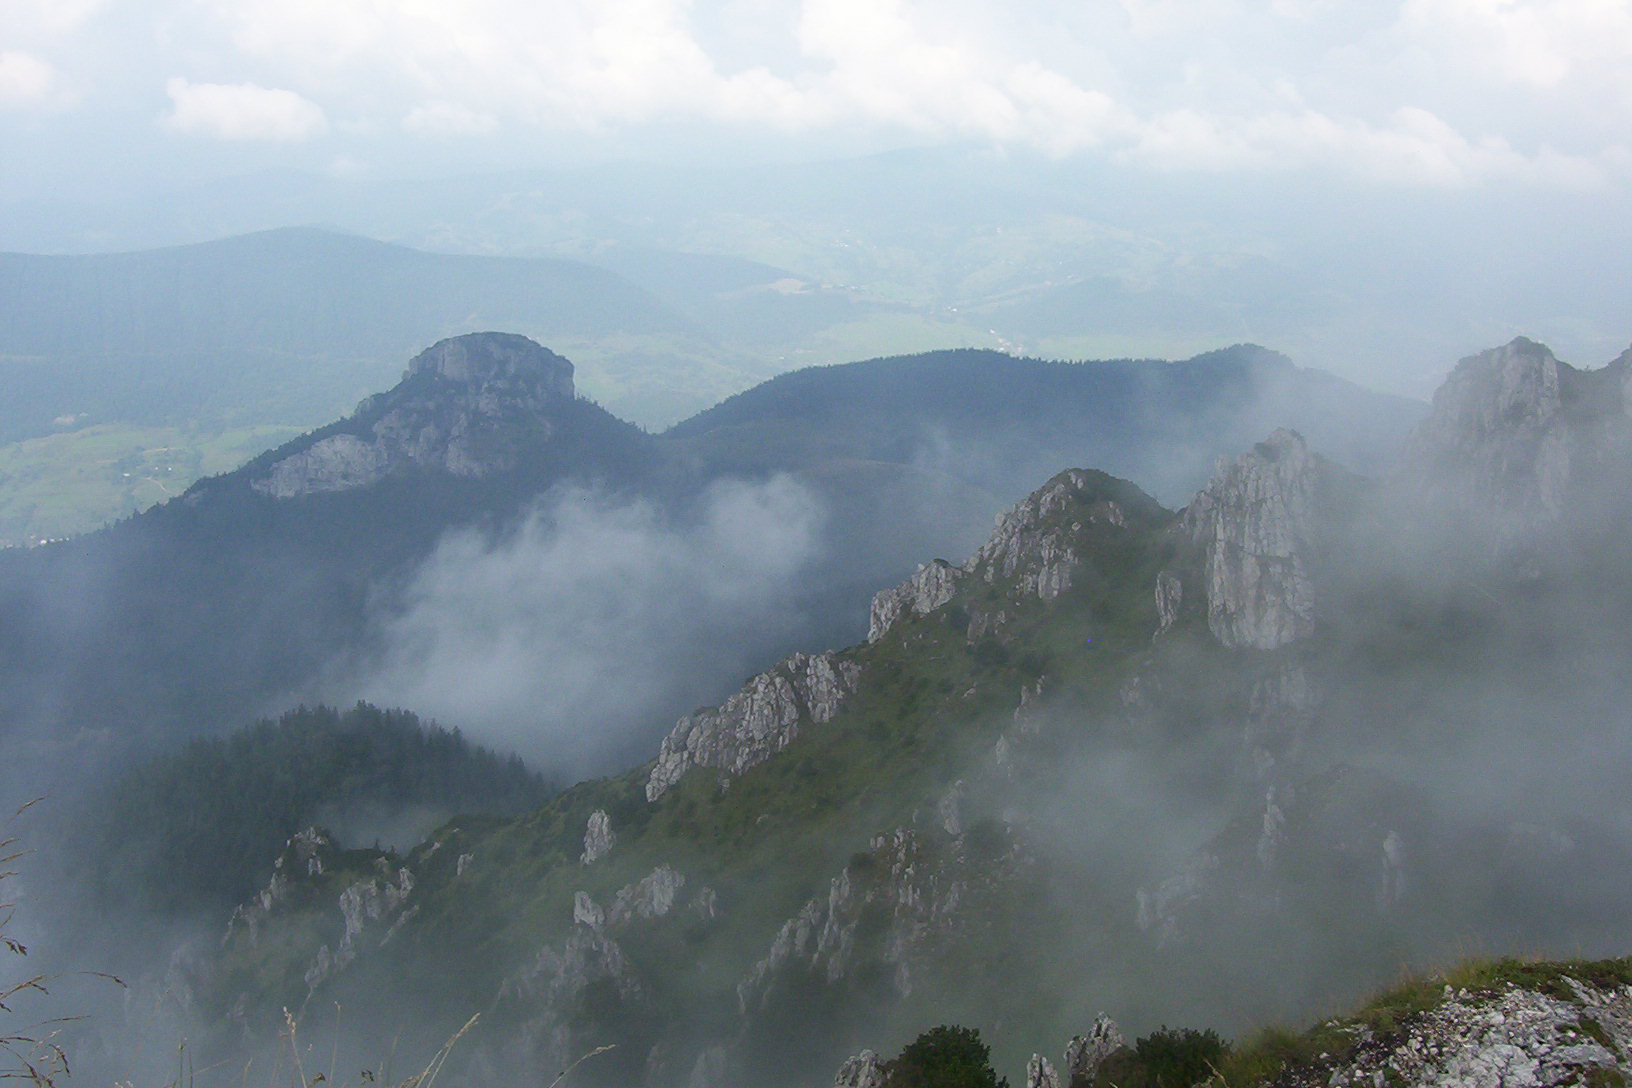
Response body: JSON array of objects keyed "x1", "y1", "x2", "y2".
[
  {"x1": 868, "y1": 469, "x2": 1155, "y2": 643},
  {"x1": 222, "y1": 827, "x2": 332, "y2": 947},
  {"x1": 645, "y1": 651, "x2": 862, "y2": 801},
  {"x1": 1182, "y1": 430, "x2": 1328, "y2": 650},
  {"x1": 304, "y1": 858, "x2": 417, "y2": 989},
  {"x1": 1317, "y1": 976, "x2": 1632, "y2": 1088},
  {"x1": 868, "y1": 559, "x2": 960, "y2": 642},
  {"x1": 252, "y1": 332, "x2": 575, "y2": 498},
  {"x1": 966, "y1": 470, "x2": 1101, "y2": 596},
  {"x1": 834, "y1": 1049, "x2": 888, "y2": 1088},
  {"x1": 1153, "y1": 570, "x2": 1183, "y2": 638},
  {"x1": 1064, "y1": 1015, "x2": 1126, "y2": 1084},
  {"x1": 737, "y1": 825, "x2": 1022, "y2": 1013},
  {"x1": 1400, "y1": 337, "x2": 1632, "y2": 548},
  {"x1": 1026, "y1": 1054, "x2": 1062, "y2": 1088},
  {"x1": 502, "y1": 866, "x2": 713, "y2": 1077},
  {"x1": 581, "y1": 809, "x2": 615, "y2": 865}
]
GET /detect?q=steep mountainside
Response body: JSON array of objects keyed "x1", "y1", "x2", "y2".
[
  {"x1": 0, "y1": 333, "x2": 660, "y2": 757},
  {"x1": 0, "y1": 333, "x2": 1420, "y2": 785},
  {"x1": 147, "y1": 337, "x2": 1632, "y2": 1088}
]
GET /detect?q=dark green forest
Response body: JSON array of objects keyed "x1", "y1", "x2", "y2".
[{"x1": 69, "y1": 702, "x2": 550, "y2": 916}]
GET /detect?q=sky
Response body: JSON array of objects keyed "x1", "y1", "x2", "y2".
[
  {"x1": 1, "y1": 0, "x2": 1630, "y2": 399},
  {"x1": 3, "y1": 0, "x2": 1628, "y2": 199}
]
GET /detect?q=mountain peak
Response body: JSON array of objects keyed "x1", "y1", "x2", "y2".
[
  {"x1": 400, "y1": 332, "x2": 574, "y2": 397},
  {"x1": 247, "y1": 333, "x2": 578, "y2": 499}
]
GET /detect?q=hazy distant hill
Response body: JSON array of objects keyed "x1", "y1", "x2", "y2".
[
  {"x1": 0, "y1": 227, "x2": 716, "y2": 445},
  {"x1": 671, "y1": 344, "x2": 1423, "y2": 506}
]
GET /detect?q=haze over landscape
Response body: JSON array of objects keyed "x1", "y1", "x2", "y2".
[{"x1": 2, "y1": 3, "x2": 1631, "y2": 1088}]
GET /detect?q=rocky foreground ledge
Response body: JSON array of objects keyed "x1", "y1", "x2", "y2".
[{"x1": 836, "y1": 958, "x2": 1632, "y2": 1088}]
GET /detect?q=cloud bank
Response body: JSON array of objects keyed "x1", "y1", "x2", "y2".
[
  {"x1": 342, "y1": 477, "x2": 827, "y2": 780},
  {"x1": 163, "y1": 78, "x2": 328, "y2": 141},
  {"x1": 3, "y1": 0, "x2": 1627, "y2": 188}
]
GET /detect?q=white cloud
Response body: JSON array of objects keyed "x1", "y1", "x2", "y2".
[
  {"x1": 6, "y1": 0, "x2": 104, "y2": 37},
  {"x1": 163, "y1": 77, "x2": 328, "y2": 140},
  {"x1": 346, "y1": 477, "x2": 826, "y2": 778},
  {"x1": 0, "y1": 51, "x2": 57, "y2": 108},
  {"x1": 140, "y1": 0, "x2": 1628, "y2": 186},
  {"x1": 1400, "y1": 0, "x2": 1632, "y2": 89},
  {"x1": 1122, "y1": 102, "x2": 1610, "y2": 187},
  {"x1": 402, "y1": 101, "x2": 498, "y2": 136}
]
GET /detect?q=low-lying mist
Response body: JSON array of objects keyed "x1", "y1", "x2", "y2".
[{"x1": 336, "y1": 475, "x2": 828, "y2": 781}]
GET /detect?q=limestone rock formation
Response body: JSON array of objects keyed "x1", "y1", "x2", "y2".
[
  {"x1": 1182, "y1": 429, "x2": 1329, "y2": 650},
  {"x1": 868, "y1": 559, "x2": 960, "y2": 642},
  {"x1": 1064, "y1": 1016, "x2": 1126, "y2": 1084},
  {"x1": 222, "y1": 827, "x2": 332, "y2": 948},
  {"x1": 645, "y1": 650, "x2": 862, "y2": 801},
  {"x1": 581, "y1": 809, "x2": 615, "y2": 865},
  {"x1": 304, "y1": 857, "x2": 417, "y2": 990},
  {"x1": 1026, "y1": 1054, "x2": 1062, "y2": 1088},
  {"x1": 1400, "y1": 337, "x2": 1632, "y2": 547},
  {"x1": 834, "y1": 1049, "x2": 888, "y2": 1088},
  {"x1": 868, "y1": 469, "x2": 1152, "y2": 643},
  {"x1": 252, "y1": 332, "x2": 575, "y2": 498},
  {"x1": 1319, "y1": 976, "x2": 1632, "y2": 1088},
  {"x1": 737, "y1": 825, "x2": 1020, "y2": 1014}
]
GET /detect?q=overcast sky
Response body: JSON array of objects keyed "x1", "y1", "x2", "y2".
[{"x1": 3, "y1": 0, "x2": 1628, "y2": 198}]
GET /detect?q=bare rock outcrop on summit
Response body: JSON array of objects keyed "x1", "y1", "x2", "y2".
[
  {"x1": 645, "y1": 650, "x2": 862, "y2": 801},
  {"x1": 868, "y1": 559, "x2": 960, "y2": 642},
  {"x1": 252, "y1": 332, "x2": 576, "y2": 498},
  {"x1": 834, "y1": 1049, "x2": 888, "y2": 1088},
  {"x1": 1401, "y1": 337, "x2": 1632, "y2": 546},
  {"x1": 1182, "y1": 429, "x2": 1328, "y2": 650},
  {"x1": 1064, "y1": 1016, "x2": 1126, "y2": 1084},
  {"x1": 868, "y1": 469, "x2": 1147, "y2": 643}
]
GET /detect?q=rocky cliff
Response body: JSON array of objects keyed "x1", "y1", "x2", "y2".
[
  {"x1": 1178, "y1": 429, "x2": 1337, "y2": 650},
  {"x1": 1400, "y1": 337, "x2": 1632, "y2": 547},
  {"x1": 250, "y1": 332, "x2": 577, "y2": 498},
  {"x1": 645, "y1": 650, "x2": 864, "y2": 802}
]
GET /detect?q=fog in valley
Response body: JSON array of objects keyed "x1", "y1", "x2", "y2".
[{"x1": 341, "y1": 476, "x2": 829, "y2": 778}]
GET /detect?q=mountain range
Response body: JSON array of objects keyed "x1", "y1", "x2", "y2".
[
  {"x1": 17, "y1": 330, "x2": 1632, "y2": 1088},
  {"x1": 0, "y1": 331, "x2": 1418, "y2": 788}
]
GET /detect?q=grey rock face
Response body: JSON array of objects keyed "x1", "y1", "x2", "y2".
[
  {"x1": 737, "y1": 826, "x2": 1009, "y2": 1014},
  {"x1": 868, "y1": 469, "x2": 1143, "y2": 643},
  {"x1": 966, "y1": 470, "x2": 1096, "y2": 598},
  {"x1": 573, "y1": 891, "x2": 604, "y2": 929},
  {"x1": 1322, "y1": 977, "x2": 1632, "y2": 1088},
  {"x1": 1182, "y1": 429, "x2": 1325, "y2": 650},
  {"x1": 645, "y1": 650, "x2": 862, "y2": 801},
  {"x1": 252, "y1": 332, "x2": 575, "y2": 498},
  {"x1": 304, "y1": 858, "x2": 417, "y2": 990},
  {"x1": 581, "y1": 809, "x2": 615, "y2": 865},
  {"x1": 223, "y1": 827, "x2": 332, "y2": 948},
  {"x1": 1136, "y1": 851, "x2": 1221, "y2": 944},
  {"x1": 1154, "y1": 571, "x2": 1183, "y2": 638},
  {"x1": 1406, "y1": 337, "x2": 1569, "y2": 528},
  {"x1": 1243, "y1": 662, "x2": 1315, "y2": 779},
  {"x1": 608, "y1": 865, "x2": 685, "y2": 925},
  {"x1": 1401, "y1": 337, "x2": 1632, "y2": 548},
  {"x1": 868, "y1": 559, "x2": 960, "y2": 642},
  {"x1": 1064, "y1": 1015, "x2": 1126, "y2": 1084},
  {"x1": 1378, "y1": 830, "x2": 1406, "y2": 911},
  {"x1": 834, "y1": 1049, "x2": 887, "y2": 1088},
  {"x1": 1026, "y1": 1054, "x2": 1062, "y2": 1088}
]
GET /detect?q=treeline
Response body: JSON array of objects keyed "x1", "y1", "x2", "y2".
[{"x1": 73, "y1": 702, "x2": 551, "y2": 916}]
